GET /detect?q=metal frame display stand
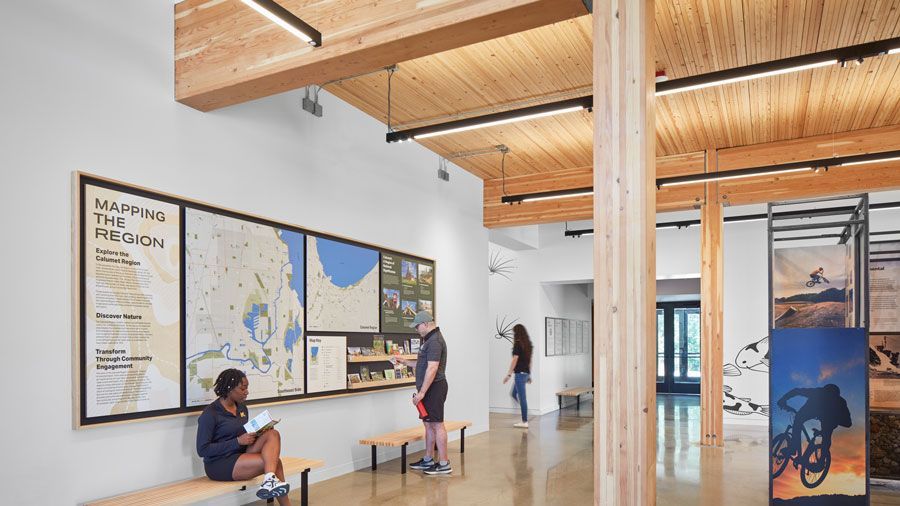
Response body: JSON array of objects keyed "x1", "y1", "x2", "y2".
[{"x1": 766, "y1": 193, "x2": 871, "y2": 505}]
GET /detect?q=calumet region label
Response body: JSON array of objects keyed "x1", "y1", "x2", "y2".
[{"x1": 84, "y1": 184, "x2": 181, "y2": 418}]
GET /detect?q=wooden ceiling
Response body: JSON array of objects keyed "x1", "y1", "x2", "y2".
[{"x1": 327, "y1": 0, "x2": 900, "y2": 180}]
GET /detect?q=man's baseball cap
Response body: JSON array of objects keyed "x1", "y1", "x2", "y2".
[{"x1": 410, "y1": 310, "x2": 434, "y2": 328}]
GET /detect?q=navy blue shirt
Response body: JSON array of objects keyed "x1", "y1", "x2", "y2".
[
  {"x1": 415, "y1": 327, "x2": 447, "y2": 390},
  {"x1": 196, "y1": 399, "x2": 249, "y2": 465}
]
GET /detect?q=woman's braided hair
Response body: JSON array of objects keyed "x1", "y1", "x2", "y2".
[{"x1": 213, "y1": 368, "x2": 246, "y2": 398}]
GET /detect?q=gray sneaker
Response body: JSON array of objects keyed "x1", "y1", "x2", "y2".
[
  {"x1": 409, "y1": 457, "x2": 434, "y2": 470},
  {"x1": 423, "y1": 461, "x2": 452, "y2": 475}
]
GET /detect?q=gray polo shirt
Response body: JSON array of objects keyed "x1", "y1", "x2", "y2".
[{"x1": 416, "y1": 327, "x2": 447, "y2": 390}]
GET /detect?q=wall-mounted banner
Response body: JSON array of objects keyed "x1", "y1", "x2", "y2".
[
  {"x1": 870, "y1": 241, "x2": 900, "y2": 334},
  {"x1": 770, "y1": 328, "x2": 868, "y2": 505},
  {"x1": 773, "y1": 245, "x2": 849, "y2": 328},
  {"x1": 381, "y1": 252, "x2": 435, "y2": 333},
  {"x1": 83, "y1": 183, "x2": 181, "y2": 419}
]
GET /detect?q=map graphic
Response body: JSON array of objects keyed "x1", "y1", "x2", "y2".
[
  {"x1": 307, "y1": 236, "x2": 379, "y2": 332},
  {"x1": 185, "y1": 209, "x2": 305, "y2": 406}
]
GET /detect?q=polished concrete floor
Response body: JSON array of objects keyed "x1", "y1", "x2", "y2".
[{"x1": 254, "y1": 396, "x2": 900, "y2": 505}]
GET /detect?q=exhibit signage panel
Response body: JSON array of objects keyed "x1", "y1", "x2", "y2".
[
  {"x1": 380, "y1": 252, "x2": 435, "y2": 333},
  {"x1": 870, "y1": 241, "x2": 900, "y2": 334},
  {"x1": 76, "y1": 173, "x2": 436, "y2": 426},
  {"x1": 82, "y1": 182, "x2": 181, "y2": 420},
  {"x1": 769, "y1": 328, "x2": 868, "y2": 505},
  {"x1": 772, "y1": 245, "x2": 850, "y2": 329},
  {"x1": 306, "y1": 335, "x2": 348, "y2": 393}
]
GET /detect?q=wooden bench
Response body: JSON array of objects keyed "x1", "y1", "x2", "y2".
[
  {"x1": 86, "y1": 457, "x2": 324, "y2": 506},
  {"x1": 557, "y1": 386, "x2": 592, "y2": 410},
  {"x1": 359, "y1": 420, "x2": 472, "y2": 474}
]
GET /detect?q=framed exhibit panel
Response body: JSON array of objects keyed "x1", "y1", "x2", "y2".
[
  {"x1": 78, "y1": 178, "x2": 183, "y2": 425},
  {"x1": 380, "y1": 252, "x2": 435, "y2": 333},
  {"x1": 74, "y1": 172, "x2": 435, "y2": 427},
  {"x1": 544, "y1": 317, "x2": 590, "y2": 357}
]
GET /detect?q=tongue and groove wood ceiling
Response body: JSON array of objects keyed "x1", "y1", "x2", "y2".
[{"x1": 326, "y1": 0, "x2": 900, "y2": 180}]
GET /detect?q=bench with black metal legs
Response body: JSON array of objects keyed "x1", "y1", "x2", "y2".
[
  {"x1": 359, "y1": 420, "x2": 472, "y2": 474},
  {"x1": 556, "y1": 386, "x2": 593, "y2": 411},
  {"x1": 85, "y1": 457, "x2": 324, "y2": 506}
]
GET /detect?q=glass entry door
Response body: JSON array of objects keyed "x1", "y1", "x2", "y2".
[{"x1": 656, "y1": 302, "x2": 701, "y2": 394}]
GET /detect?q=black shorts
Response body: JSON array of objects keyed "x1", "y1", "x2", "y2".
[
  {"x1": 204, "y1": 452, "x2": 242, "y2": 481},
  {"x1": 421, "y1": 379, "x2": 448, "y2": 423}
]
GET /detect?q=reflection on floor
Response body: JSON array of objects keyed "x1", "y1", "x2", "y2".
[{"x1": 251, "y1": 395, "x2": 900, "y2": 505}]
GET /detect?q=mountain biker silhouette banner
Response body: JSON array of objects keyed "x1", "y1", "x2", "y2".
[{"x1": 769, "y1": 328, "x2": 868, "y2": 505}]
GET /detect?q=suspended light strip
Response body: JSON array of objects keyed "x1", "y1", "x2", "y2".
[
  {"x1": 241, "y1": 0, "x2": 321, "y2": 46},
  {"x1": 656, "y1": 149, "x2": 900, "y2": 188},
  {"x1": 659, "y1": 167, "x2": 812, "y2": 187},
  {"x1": 415, "y1": 106, "x2": 586, "y2": 140},
  {"x1": 502, "y1": 186, "x2": 593, "y2": 205},
  {"x1": 565, "y1": 202, "x2": 900, "y2": 238},
  {"x1": 656, "y1": 37, "x2": 900, "y2": 97},
  {"x1": 657, "y1": 60, "x2": 835, "y2": 96},
  {"x1": 842, "y1": 156, "x2": 900, "y2": 166},
  {"x1": 387, "y1": 96, "x2": 591, "y2": 143}
]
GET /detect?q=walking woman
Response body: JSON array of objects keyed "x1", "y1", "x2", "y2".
[
  {"x1": 503, "y1": 324, "x2": 533, "y2": 428},
  {"x1": 196, "y1": 368, "x2": 292, "y2": 503}
]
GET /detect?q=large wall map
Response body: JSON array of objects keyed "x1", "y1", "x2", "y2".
[
  {"x1": 77, "y1": 174, "x2": 435, "y2": 426},
  {"x1": 184, "y1": 209, "x2": 306, "y2": 406},
  {"x1": 306, "y1": 236, "x2": 379, "y2": 332}
]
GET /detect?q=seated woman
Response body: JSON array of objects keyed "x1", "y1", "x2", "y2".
[{"x1": 196, "y1": 368, "x2": 292, "y2": 504}]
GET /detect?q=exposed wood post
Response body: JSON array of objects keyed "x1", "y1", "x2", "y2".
[
  {"x1": 700, "y1": 150, "x2": 724, "y2": 447},
  {"x1": 592, "y1": 0, "x2": 656, "y2": 504}
]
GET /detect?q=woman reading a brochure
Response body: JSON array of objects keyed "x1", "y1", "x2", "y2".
[{"x1": 196, "y1": 368, "x2": 292, "y2": 504}]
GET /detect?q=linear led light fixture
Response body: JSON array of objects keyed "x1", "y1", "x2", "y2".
[
  {"x1": 501, "y1": 186, "x2": 593, "y2": 205},
  {"x1": 564, "y1": 202, "x2": 900, "y2": 238},
  {"x1": 386, "y1": 96, "x2": 592, "y2": 143},
  {"x1": 656, "y1": 149, "x2": 900, "y2": 188},
  {"x1": 656, "y1": 37, "x2": 900, "y2": 97},
  {"x1": 241, "y1": 0, "x2": 322, "y2": 47},
  {"x1": 658, "y1": 167, "x2": 812, "y2": 187}
]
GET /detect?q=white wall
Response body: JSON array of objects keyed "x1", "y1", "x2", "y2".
[
  {"x1": 488, "y1": 244, "x2": 593, "y2": 416},
  {"x1": 0, "y1": 2, "x2": 489, "y2": 504},
  {"x1": 722, "y1": 219, "x2": 770, "y2": 426}
]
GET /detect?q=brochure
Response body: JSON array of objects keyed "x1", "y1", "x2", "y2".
[{"x1": 243, "y1": 409, "x2": 280, "y2": 434}]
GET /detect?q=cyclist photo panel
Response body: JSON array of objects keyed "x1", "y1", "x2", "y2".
[
  {"x1": 773, "y1": 245, "x2": 850, "y2": 329},
  {"x1": 770, "y1": 327, "x2": 868, "y2": 505}
]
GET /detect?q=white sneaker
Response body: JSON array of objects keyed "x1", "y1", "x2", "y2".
[
  {"x1": 513, "y1": 421, "x2": 529, "y2": 428},
  {"x1": 257, "y1": 473, "x2": 290, "y2": 499}
]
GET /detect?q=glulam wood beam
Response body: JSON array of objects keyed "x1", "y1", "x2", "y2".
[
  {"x1": 174, "y1": 0, "x2": 588, "y2": 111},
  {"x1": 700, "y1": 152, "x2": 724, "y2": 448},
  {"x1": 484, "y1": 124, "x2": 900, "y2": 228},
  {"x1": 592, "y1": 0, "x2": 656, "y2": 504}
]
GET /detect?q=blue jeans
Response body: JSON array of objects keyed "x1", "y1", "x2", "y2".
[{"x1": 511, "y1": 372, "x2": 530, "y2": 422}]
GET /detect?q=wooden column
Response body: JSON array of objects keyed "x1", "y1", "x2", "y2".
[
  {"x1": 592, "y1": 0, "x2": 656, "y2": 504},
  {"x1": 700, "y1": 150, "x2": 724, "y2": 447}
]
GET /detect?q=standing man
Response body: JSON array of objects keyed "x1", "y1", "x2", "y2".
[{"x1": 393, "y1": 310, "x2": 450, "y2": 475}]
